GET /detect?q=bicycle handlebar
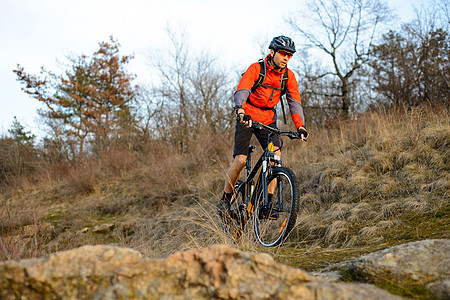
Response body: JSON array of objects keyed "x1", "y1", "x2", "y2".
[{"x1": 251, "y1": 121, "x2": 302, "y2": 140}]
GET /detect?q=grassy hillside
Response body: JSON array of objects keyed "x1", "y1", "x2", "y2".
[{"x1": 1, "y1": 106, "x2": 449, "y2": 271}]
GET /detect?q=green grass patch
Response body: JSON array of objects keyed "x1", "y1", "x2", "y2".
[
  {"x1": 387, "y1": 203, "x2": 450, "y2": 242},
  {"x1": 374, "y1": 281, "x2": 437, "y2": 300},
  {"x1": 260, "y1": 244, "x2": 391, "y2": 272}
]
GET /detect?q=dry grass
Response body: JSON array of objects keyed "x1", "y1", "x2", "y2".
[
  {"x1": 0, "y1": 105, "x2": 449, "y2": 268},
  {"x1": 288, "y1": 105, "x2": 450, "y2": 249}
]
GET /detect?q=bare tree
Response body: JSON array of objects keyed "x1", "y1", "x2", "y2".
[
  {"x1": 287, "y1": 0, "x2": 392, "y2": 119},
  {"x1": 147, "y1": 27, "x2": 194, "y2": 150},
  {"x1": 190, "y1": 56, "x2": 234, "y2": 135},
  {"x1": 410, "y1": 0, "x2": 449, "y2": 37},
  {"x1": 147, "y1": 27, "x2": 233, "y2": 151},
  {"x1": 369, "y1": 0, "x2": 449, "y2": 108}
]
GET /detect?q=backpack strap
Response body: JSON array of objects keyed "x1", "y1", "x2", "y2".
[
  {"x1": 250, "y1": 59, "x2": 288, "y2": 95},
  {"x1": 279, "y1": 68, "x2": 289, "y2": 124},
  {"x1": 248, "y1": 59, "x2": 289, "y2": 124},
  {"x1": 280, "y1": 68, "x2": 288, "y2": 96},
  {"x1": 250, "y1": 59, "x2": 266, "y2": 93}
]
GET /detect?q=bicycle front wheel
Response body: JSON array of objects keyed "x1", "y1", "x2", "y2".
[{"x1": 253, "y1": 167, "x2": 299, "y2": 247}]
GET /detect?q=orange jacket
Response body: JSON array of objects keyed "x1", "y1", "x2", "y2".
[{"x1": 234, "y1": 55, "x2": 305, "y2": 128}]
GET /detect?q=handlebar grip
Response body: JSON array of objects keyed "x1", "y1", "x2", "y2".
[
  {"x1": 250, "y1": 121, "x2": 261, "y2": 129},
  {"x1": 288, "y1": 133, "x2": 298, "y2": 140}
]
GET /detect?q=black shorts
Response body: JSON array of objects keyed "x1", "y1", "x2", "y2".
[{"x1": 233, "y1": 122, "x2": 281, "y2": 157}]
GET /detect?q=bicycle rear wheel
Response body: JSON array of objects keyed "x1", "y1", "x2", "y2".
[
  {"x1": 232, "y1": 180, "x2": 247, "y2": 234},
  {"x1": 253, "y1": 167, "x2": 299, "y2": 247},
  {"x1": 221, "y1": 180, "x2": 247, "y2": 238}
]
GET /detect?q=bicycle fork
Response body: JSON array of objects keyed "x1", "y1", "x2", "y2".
[
  {"x1": 261, "y1": 141, "x2": 279, "y2": 208},
  {"x1": 246, "y1": 160, "x2": 269, "y2": 214}
]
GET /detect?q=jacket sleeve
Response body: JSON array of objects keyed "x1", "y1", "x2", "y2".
[
  {"x1": 285, "y1": 70, "x2": 305, "y2": 128},
  {"x1": 234, "y1": 62, "x2": 260, "y2": 110}
]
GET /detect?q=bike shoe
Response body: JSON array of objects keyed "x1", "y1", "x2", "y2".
[{"x1": 217, "y1": 200, "x2": 232, "y2": 218}]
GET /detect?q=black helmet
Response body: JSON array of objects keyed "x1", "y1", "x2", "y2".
[{"x1": 269, "y1": 36, "x2": 296, "y2": 53}]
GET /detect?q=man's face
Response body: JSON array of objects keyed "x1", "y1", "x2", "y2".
[{"x1": 271, "y1": 49, "x2": 293, "y2": 69}]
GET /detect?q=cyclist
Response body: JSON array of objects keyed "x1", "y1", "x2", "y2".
[{"x1": 218, "y1": 35, "x2": 308, "y2": 218}]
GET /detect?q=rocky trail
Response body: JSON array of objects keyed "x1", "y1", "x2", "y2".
[{"x1": 1, "y1": 239, "x2": 448, "y2": 299}]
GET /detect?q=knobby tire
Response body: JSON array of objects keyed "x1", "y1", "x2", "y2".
[{"x1": 253, "y1": 167, "x2": 299, "y2": 247}]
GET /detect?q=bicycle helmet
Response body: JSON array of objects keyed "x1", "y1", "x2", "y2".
[{"x1": 268, "y1": 36, "x2": 296, "y2": 53}]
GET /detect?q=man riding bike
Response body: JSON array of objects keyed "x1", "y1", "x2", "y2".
[{"x1": 218, "y1": 35, "x2": 308, "y2": 217}]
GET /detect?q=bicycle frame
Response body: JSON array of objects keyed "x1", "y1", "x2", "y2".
[
  {"x1": 227, "y1": 121, "x2": 302, "y2": 246},
  {"x1": 234, "y1": 122, "x2": 297, "y2": 216}
]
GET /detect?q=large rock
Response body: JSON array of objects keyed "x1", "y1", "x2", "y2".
[
  {"x1": 349, "y1": 239, "x2": 450, "y2": 299},
  {"x1": 0, "y1": 244, "x2": 401, "y2": 300}
]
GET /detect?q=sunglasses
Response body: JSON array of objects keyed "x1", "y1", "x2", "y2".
[{"x1": 277, "y1": 51, "x2": 293, "y2": 58}]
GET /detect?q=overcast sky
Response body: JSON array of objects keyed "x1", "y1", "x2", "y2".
[{"x1": 1, "y1": 0, "x2": 420, "y2": 139}]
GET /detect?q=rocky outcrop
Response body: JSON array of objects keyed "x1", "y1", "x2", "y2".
[
  {"x1": 0, "y1": 244, "x2": 401, "y2": 300},
  {"x1": 349, "y1": 239, "x2": 450, "y2": 299}
]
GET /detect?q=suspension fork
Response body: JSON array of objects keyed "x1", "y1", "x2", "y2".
[
  {"x1": 247, "y1": 166, "x2": 261, "y2": 214},
  {"x1": 261, "y1": 139, "x2": 278, "y2": 207},
  {"x1": 248, "y1": 156, "x2": 270, "y2": 213},
  {"x1": 261, "y1": 158, "x2": 269, "y2": 207}
]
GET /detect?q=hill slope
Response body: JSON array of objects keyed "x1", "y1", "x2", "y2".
[{"x1": 1, "y1": 106, "x2": 449, "y2": 273}]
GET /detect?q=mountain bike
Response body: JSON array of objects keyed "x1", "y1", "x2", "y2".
[{"x1": 222, "y1": 121, "x2": 302, "y2": 247}]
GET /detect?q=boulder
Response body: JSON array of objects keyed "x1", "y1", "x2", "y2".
[
  {"x1": 349, "y1": 239, "x2": 450, "y2": 299},
  {"x1": 0, "y1": 244, "x2": 401, "y2": 299},
  {"x1": 92, "y1": 223, "x2": 115, "y2": 233}
]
